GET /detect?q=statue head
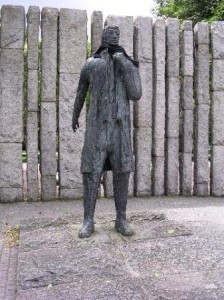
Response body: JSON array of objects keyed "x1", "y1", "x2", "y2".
[{"x1": 102, "y1": 25, "x2": 120, "y2": 46}]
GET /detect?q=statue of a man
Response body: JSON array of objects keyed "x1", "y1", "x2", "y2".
[{"x1": 72, "y1": 25, "x2": 142, "y2": 238}]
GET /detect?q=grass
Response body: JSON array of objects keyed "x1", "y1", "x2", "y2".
[{"x1": 3, "y1": 226, "x2": 20, "y2": 247}]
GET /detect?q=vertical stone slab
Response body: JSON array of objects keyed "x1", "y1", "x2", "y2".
[
  {"x1": 211, "y1": 22, "x2": 224, "y2": 196},
  {"x1": 165, "y1": 18, "x2": 180, "y2": 195},
  {"x1": 27, "y1": 112, "x2": 39, "y2": 201},
  {"x1": 1, "y1": 5, "x2": 25, "y2": 49},
  {"x1": 152, "y1": 19, "x2": 166, "y2": 196},
  {"x1": 58, "y1": 9, "x2": 87, "y2": 199},
  {"x1": 27, "y1": 6, "x2": 40, "y2": 70},
  {"x1": 41, "y1": 8, "x2": 58, "y2": 102},
  {"x1": 0, "y1": 50, "x2": 24, "y2": 143},
  {"x1": 26, "y1": 6, "x2": 40, "y2": 201},
  {"x1": 179, "y1": 21, "x2": 194, "y2": 196},
  {"x1": 91, "y1": 11, "x2": 103, "y2": 54},
  {"x1": 40, "y1": 8, "x2": 58, "y2": 200},
  {"x1": 104, "y1": 15, "x2": 135, "y2": 197},
  {"x1": 193, "y1": 23, "x2": 209, "y2": 196},
  {"x1": 40, "y1": 102, "x2": 57, "y2": 200},
  {"x1": 0, "y1": 6, "x2": 25, "y2": 203},
  {"x1": 0, "y1": 143, "x2": 23, "y2": 202},
  {"x1": 134, "y1": 128, "x2": 152, "y2": 196},
  {"x1": 133, "y1": 17, "x2": 153, "y2": 196}
]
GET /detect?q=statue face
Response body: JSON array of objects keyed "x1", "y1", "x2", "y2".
[{"x1": 103, "y1": 27, "x2": 120, "y2": 46}]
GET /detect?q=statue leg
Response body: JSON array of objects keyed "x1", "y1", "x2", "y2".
[
  {"x1": 113, "y1": 172, "x2": 134, "y2": 236},
  {"x1": 79, "y1": 172, "x2": 101, "y2": 238}
]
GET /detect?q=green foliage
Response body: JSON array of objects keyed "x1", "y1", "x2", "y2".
[{"x1": 153, "y1": 0, "x2": 224, "y2": 23}]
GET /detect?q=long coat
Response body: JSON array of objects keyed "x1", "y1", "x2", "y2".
[{"x1": 73, "y1": 49, "x2": 142, "y2": 174}]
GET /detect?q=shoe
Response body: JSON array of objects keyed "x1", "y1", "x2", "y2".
[
  {"x1": 79, "y1": 220, "x2": 95, "y2": 238},
  {"x1": 115, "y1": 218, "x2": 134, "y2": 236}
]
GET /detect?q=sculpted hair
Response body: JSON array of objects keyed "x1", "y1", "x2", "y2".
[{"x1": 101, "y1": 25, "x2": 120, "y2": 44}]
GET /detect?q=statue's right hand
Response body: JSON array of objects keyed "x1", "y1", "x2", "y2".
[{"x1": 72, "y1": 119, "x2": 79, "y2": 132}]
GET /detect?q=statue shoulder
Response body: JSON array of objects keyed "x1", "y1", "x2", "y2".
[{"x1": 86, "y1": 56, "x2": 106, "y2": 70}]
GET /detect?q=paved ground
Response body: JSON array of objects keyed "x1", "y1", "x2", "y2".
[{"x1": 1, "y1": 197, "x2": 224, "y2": 300}]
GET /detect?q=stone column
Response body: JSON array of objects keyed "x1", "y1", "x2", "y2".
[
  {"x1": 179, "y1": 21, "x2": 194, "y2": 195},
  {"x1": 91, "y1": 11, "x2": 103, "y2": 55},
  {"x1": 0, "y1": 6, "x2": 25, "y2": 202},
  {"x1": 165, "y1": 18, "x2": 180, "y2": 195},
  {"x1": 103, "y1": 15, "x2": 135, "y2": 197},
  {"x1": 133, "y1": 17, "x2": 153, "y2": 196},
  {"x1": 58, "y1": 9, "x2": 87, "y2": 199},
  {"x1": 26, "y1": 6, "x2": 40, "y2": 201},
  {"x1": 152, "y1": 19, "x2": 166, "y2": 196},
  {"x1": 194, "y1": 22, "x2": 209, "y2": 196},
  {"x1": 211, "y1": 21, "x2": 224, "y2": 196},
  {"x1": 40, "y1": 8, "x2": 58, "y2": 200}
]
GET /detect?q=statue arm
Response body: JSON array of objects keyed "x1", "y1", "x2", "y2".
[
  {"x1": 72, "y1": 62, "x2": 89, "y2": 132},
  {"x1": 114, "y1": 53, "x2": 142, "y2": 101}
]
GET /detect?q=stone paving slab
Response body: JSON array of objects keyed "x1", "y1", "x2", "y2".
[
  {"x1": 1, "y1": 198, "x2": 224, "y2": 300},
  {"x1": 16, "y1": 212, "x2": 224, "y2": 299}
]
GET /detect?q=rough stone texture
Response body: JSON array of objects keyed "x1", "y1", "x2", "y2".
[
  {"x1": 165, "y1": 138, "x2": 179, "y2": 195},
  {"x1": 180, "y1": 76, "x2": 193, "y2": 110},
  {"x1": 0, "y1": 49, "x2": 24, "y2": 143},
  {"x1": 58, "y1": 75, "x2": 85, "y2": 199},
  {"x1": 59, "y1": 9, "x2": 87, "y2": 73},
  {"x1": 180, "y1": 21, "x2": 193, "y2": 77},
  {"x1": 41, "y1": 175, "x2": 57, "y2": 201},
  {"x1": 41, "y1": 8, "x2": 58, "y2": 101},
  {"x1": 194, "y1": 22, "x2": 209, "y2": 46},
  {"x1": 91, "y1": 11, "x2": 103, "y2": 54},
  {"x1": 152, "y1": 137, "x2": 164, "y2": 157},
  {"x1": 211, "y1": 21, "x2": 224, "y2": 59},
  {"x1": 180, "y1": 21, "x2": 194, "y2": 196},
  {"x1": 58, "y1": 10, "x2": 87, "y2": 199},
  {"x1": 165, "y1": 19, "x2": 180, "y2": 196},
  {"x1": 181, "y1": 20, "x2": 192, "y2": 31},
  {"x1": 152, "y1": 19, "x2": 166, "y2": 197},
  {"x1": 27, "y1": 112, "x2": 39, "y2": 201},
  {"x1": 166, "y1": 78, "x2": 180, "y2": 138},
  {"x1": 152, "y1": 156, "x2": 164, "y2": 196},
  {"x1": 133, "y1": 62, "x2": 152, "y2": 128},
  {"x1": 134, "y1": 128, "x2": 152, "y2": 196},
  {"x1": 212, "y1": 59, "x2": 224, "y2": 91},
  {"x1": 27, "y1": 6, "x2": 40, "y2": 70},
  {"x1": 211, "y1": 145, "x2": 224, "y2": 196},
  {"x1": 134, "y1": 17, "x2": 153, "y2": 63},
  {"x1": 153, "y1": 19, "x2": 166, "y2": 139},
  {"x1": 194, "y1": 45, "x2": 209, "y2": 105},
  {"x1": 60, "y1": 188, "x2": 84, "y2": 200},
  {"x1": 27, "y1": 70, "x2": 38, "y2": 112},
  {"x1": 212, "y1": 91, "x2": 224, "y2": 145},
  {"x1": 1, "y1": 5, "x2": 25, "y2": 49},
  {"x1": 194, "y1": 24, "x2": 209, "y2": 196},
  {"x1": 180, "y1": 153, "x2": 193, "y2": 195},
  {"x1": 104, "y1": 15, "x2": 135, "y2": 197},
  {"x1": 180, "y1": 109, "x2": 193, "y2": 153},
  {"x1": 40, "y1": 102, "x2": 57, "y2": 177},
  {"x1": 166, "y1": 18, "x2": 179, "y2": 77},
  {"x1": 194, "y1": 105, "x2": 209, "y2": 188},
  {"x1": 0, "y1": 143, "x2": 22, "y2": 189},
  {"x1": 211, "y1": 22, "x2": 224, "y2": 196},
  {"x1": 1, "y1": 198, "x2": 224, "y2": 299},
  {"x1": 0, "y1": 187, "x2": 22, "y2": 202}
]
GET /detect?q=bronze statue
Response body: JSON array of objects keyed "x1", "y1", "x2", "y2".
[{"x1": 72, "y1": 25, "x2": 142, "y2": 238}]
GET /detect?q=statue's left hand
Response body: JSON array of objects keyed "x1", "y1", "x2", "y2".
[
  {"x1": 72, "y1": 119, "x2": 79, "y2": 132},
  {"x1": 113, "y1": 52, "x2": 125, "y2": 62}
]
